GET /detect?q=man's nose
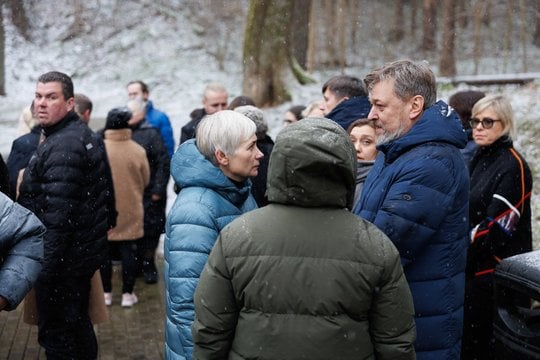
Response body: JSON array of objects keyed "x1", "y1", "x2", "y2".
[{"x1": 367, "y1": 106, "x2": 377, "y2": 120}]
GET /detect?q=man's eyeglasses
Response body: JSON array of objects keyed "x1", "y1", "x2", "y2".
[{"x1": 469, "y1": 117, "x2": 501, "y2": 129}]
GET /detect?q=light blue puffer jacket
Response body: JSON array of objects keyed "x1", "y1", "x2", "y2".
[
  {"x1": 0, "y1": 191, "x2": 44, "y2": 310},
  {"x1": 164, "y1": 140, "x2": 257, "y2": 360}
]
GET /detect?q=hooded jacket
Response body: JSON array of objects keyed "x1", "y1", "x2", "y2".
[
  {"x1": 354, "y1": 101, "x2": 469, "y2": 359},
  {"x1": 164, "y1": 139, "x2": 257, "y2": 360},
  {"x1": 192, "y1": 118, "x2": 416, "y2": 360},
  {"x1": 0, "y1": 192, "x2": 44, "y2": 310},
  {"x1": 326, "y1": 95, "x2": 371, "y2": 130}
]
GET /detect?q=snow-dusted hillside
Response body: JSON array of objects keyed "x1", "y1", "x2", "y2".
[{"x1": 0, "y1": 1, "x2": 539, "y2": 245}]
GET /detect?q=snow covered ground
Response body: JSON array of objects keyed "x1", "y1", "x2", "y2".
[{"x1": 0, "y1": 1, "x2": 538, "y2": 246}]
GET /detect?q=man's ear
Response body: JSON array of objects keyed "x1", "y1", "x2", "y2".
[
  {"x1": 66, "y1": 97, "x2": 75, "y2": 112},
  {"x1": 409, "y1": 95, "x2": 424, "y2": 120},
  {"x1": 214, "y1": 149, "x2": 229, "y2": 166}
]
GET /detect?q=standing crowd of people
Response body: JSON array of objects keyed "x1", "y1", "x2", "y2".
[{"x1": 0, "y1": 58, "x2": 534, "y2": 360}]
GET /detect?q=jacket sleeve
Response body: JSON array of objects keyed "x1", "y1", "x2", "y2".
[
  {"x1": 157, "y1": 113, "x2": 175, "y2": 158},
  {"x1": 471, "y1": 158, "x2": 532, "y2": 259},
  {"x1": 192, "y1": 234, "x2": 238, "y2": 359},
  {"x1": 371, "y1": 156, "x2": 459, "y2": 267},
  {"x1": 369, "y1": 235, "x2": 416, "y2": 359},
  {"x1": 164, "y1": 197, "x2": 220, "y2": 358},
  {"x1": 148, "y1": 129, "x2": 170, "y2": 196},
  {"x1": 0, "y1": 193, "x2": 45, "y2": 310}
]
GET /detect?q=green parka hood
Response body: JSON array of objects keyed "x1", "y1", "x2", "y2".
[{"x1": 267, "y1": 118, "x2": 357, "y2": 209}]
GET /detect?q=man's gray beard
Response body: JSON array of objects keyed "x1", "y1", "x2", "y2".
[{"x1": 376, "y1": 121, "x2": 407, "y2": 146}]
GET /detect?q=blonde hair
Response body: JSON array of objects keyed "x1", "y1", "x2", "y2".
[{"x1": 471, "y1": 94, "x2": 515, "y2": 139}]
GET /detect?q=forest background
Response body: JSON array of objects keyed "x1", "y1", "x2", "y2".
[{"x1": 0, "y1": 0, "x2": 539, "y2": 246}]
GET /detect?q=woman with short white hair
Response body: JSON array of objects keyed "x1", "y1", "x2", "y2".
[{"x1": 164, "y1": 110, "x2": 263, "y2": 360}]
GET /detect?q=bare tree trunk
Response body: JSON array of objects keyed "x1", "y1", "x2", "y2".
[
  {"x1": 7, "y1": 0, "x2": 30, "y2": 41},
  {"x1": 389, "y1": 0, "x2": 405, "y2": 42},
  {"x1": 421, "y1": 0, "x2": 437, "y2": 51},
  {"x1": 336, "y1": 0, "x2": 346, "y2": 72},
  {"x1": 503, "y1": 1, "x2": 513, "y2": 72},
  {"x1": 0, "y1": 12, "x2": 5, "y2": 96},
  {"x1": 243, "y1": 0, "x2": 293, "y2": 107},
  {"x1": 290, "y1": 0, "x2": 311, "y2": 69},
  {"x1": 349, "y1": 0, "x2": 359, "y2": 52},
  {"x1": 519, "y1": 0, "x2": 528, "y2": 72},
  {"x1": 410, "y1": 0, "x2": 418, "y2": 38},
  {"x1": 439, "y1": 0, "x2": 456, "y2": 76},
  {"x1": 456, "y1": 0, "x2": 468, "y2": 28},
  {"x1": 472, "y1": 1, "x2": 483, "y2": 74},
  {"x1": 534, "y1": 0, "x2": 540, "y2": 47},
  {"x1": 323, "y1": 0, "x2": 338, "y2": 66},
  {"x1": 307, "y1": 0, "x2": 317, "y2": 72}
]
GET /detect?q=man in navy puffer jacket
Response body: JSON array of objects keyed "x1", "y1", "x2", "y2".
[{"x1": 353, "y1": 60, "x2": 469, "y2": 360}]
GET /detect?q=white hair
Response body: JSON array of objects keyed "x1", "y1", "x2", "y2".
[{"x1": 196, "y1": 110, "x2": 256, "y2": 165}]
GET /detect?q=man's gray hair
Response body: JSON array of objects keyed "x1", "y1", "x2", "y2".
[
  {"x1": 196, "y1": 110, "x2": 256, "y2": 165},
  {"x1": 365, "y1": 59, "x2": 437, "y2": 108}
]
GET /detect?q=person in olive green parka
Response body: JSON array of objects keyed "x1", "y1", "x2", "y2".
[{"x1": 192, "y1": 118, "x2": 416, "y2": 360}]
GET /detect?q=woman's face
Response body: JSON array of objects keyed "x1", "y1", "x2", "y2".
[
  {"x1": 283, "y1": 111, "x2": 298, "y2": 127},
  {"x1": 472, "y1": 107, "x2": 505, "y2": 147},
  {"x1": 349, "y1": 124, "x2": 378, "y2": 161},
  {"x1": 220, "y1": 134, "x2": 264, "y2": 182}
]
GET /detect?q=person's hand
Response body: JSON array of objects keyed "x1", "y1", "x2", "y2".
[
  {"x1": 151, "y1": 194, "x2": 162, "y2": 202},
  {"x1": 0, "y1": 296, "x2": 8, "y2": 311}
]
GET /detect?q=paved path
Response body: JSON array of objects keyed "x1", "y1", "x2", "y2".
[{"x1": 0, "y1": 257, "x2": 166, "y2": 360}]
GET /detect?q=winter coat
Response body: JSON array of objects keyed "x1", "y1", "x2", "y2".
[
  {"x1": 146, "y1": 100, "x2": 175, "y2": 158},
  {"x1": 0, "y1": 154, "x2": 11, "y2": 199},
  {"x1": 180, "y1": 108, "x2": 206, "y2": 144},
  {"x1": 130, "y1": 120, "x2": 170, "y2": 236},
  {"x1": 18, "y1": 111, "x2": 111, "y2": 279},
  {"x1": 103, "y1": 128, "x2": 150, "y2": 241},
  {"x1": 353, "y1": 160, "x2": 374, "y2": 208},
  {"x1": 0, "y1": 191, "x2": 44, "y2": 310},
  {"x1": 192, "y1": 118, "x2": 416, "y2": 360},
  {"x1": 462, "y1": 135, "x2": 532, "y2": 359},
  {"x1": 354, "y1": 101, "x2": 470, "y2": 360},
  {"x1": 164, "y1": 139, "x2": 257, "y2": 360},
  {"x1": 6, "y1": 125, "x2": 40, "y2": 197},
  {"x1": 251, "y1": 134, "x2": 274, "y2": 206},
  {"x1": 326, "y1": 95, "x2": 371, "y2": 130}
]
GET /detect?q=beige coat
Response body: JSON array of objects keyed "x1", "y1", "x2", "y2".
[{"x1": 104, "y1": 129, "x2": 150, "y2": 241}]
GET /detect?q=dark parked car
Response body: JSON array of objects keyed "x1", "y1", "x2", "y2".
[{"x1": 493, "y1": 250, "x2": 540, "y2": 359}]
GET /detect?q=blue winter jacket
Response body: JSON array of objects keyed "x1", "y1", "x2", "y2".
[
  {"x1": 353, "y1": 101, "x2": 469, "y2": 360},
  {"x1": 164, "y1": 140, "x2": 257, "y2": 360},
  {"x1": 146, "y1": 100, "x2": 175, "y2": 158}
]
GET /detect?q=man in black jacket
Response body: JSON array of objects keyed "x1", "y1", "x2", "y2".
[
  {"x1": 18, "y1": 71, "x2": 111, "y2": 359},
  {"x1": 127, "y1": 98, "x2": 170, "y2": 284}
]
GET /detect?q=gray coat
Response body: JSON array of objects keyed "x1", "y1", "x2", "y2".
[
  {"x1": 0, "y1": 192, "x2": 44, "y2": 310},
  {"x1": 192, "y1": 118, "x2": 416, "y2": 360}
]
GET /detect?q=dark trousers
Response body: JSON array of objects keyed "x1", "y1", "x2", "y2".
[
  {"x1": 34, "y1": 273, "x2": 97, "y2": 360},
  {"x1": 100, "y1": 240, "x2": 137, "y2": 294},
  {"x1": 461, "y1": 276, "x2": 494, "y2": 360}
]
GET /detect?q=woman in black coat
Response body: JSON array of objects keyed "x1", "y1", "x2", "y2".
[{"x1": 462, "y1": 94, "x2": 533, "y2": 360}]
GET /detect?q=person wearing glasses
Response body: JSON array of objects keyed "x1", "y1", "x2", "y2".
[{"x1": 462, "y1": 94, "x2": 533, "y2": 360}]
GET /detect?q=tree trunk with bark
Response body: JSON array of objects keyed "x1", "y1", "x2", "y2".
[
  {"x1": 421, "y1": 0, "x2": 437, "y2": 51},
  {"x1": 243, "y1": 0, "x2": 293, "y2": 107},
  {"x1": 389, "y1": 0, "x2": 406, "y2": 42},
  {"x1": 290, "y1": 0, "x2": 311, "y2": 69},
  {"x1": 439, "y1": 0, "x2": 456, "y2": 76},
  {"x1": 0, "y1": 12, "x2": 5, "y2": 96}
]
